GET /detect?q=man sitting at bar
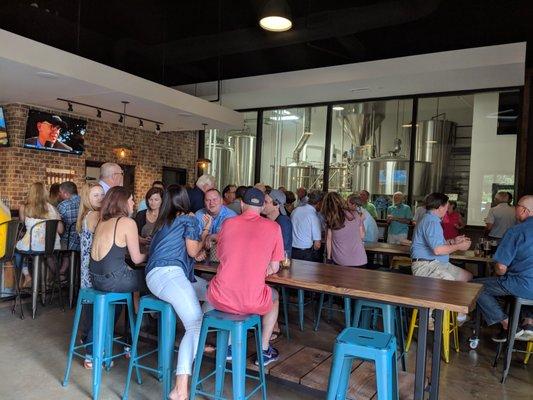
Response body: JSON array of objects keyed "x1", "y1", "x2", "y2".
[
  {"x1": 476, "y1": 195, "x2": 533, "y2": 342},
  {"x1": 195, "y1": 189, "x2": 237, "y2": 255},
  {"x1": 207, "y1": 188, "x2": 284, "y2": 365},
  {"x1": 291, "y1": 190, "x2": 323, "y2": 262},
  {"x1": 485, "y1": 191, "x2": 516, "y2": 242},
  {"x1": 386, "y1": 191, "x2": 412, "y2": 244},
  {"x1": 263, "y1": 189, "x2": 292, "y2": 257},
  {"x1": 187, "y1": 174, "x2": 216, "y2": 213},
  {"x1": 222, "y1": 184, "x2": 237, "y2": 206}
]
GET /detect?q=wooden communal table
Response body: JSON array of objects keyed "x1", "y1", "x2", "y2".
[
  {"x1": 364, "y1": 242, "x2": 493, "y2": 277},
  {"x1": 195, "y1": 260, "x2": 482, "y2": 400}
]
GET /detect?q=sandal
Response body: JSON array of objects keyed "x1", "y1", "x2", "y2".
[{"x1": 84, "y1": 358, "x2": 93, "y2": 369}]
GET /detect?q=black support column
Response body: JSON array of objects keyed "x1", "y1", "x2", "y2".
[
  {"x1": 323, "y1": 105, "x2": 333, "y2": 192},
  {"x1": 254, "y1": 110, "x2": 264, "y2": 185}
]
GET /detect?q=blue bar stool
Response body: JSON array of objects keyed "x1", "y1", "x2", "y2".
[
  {"x1": 281, "y1": 287, "x2": 316, "y2": 333},
  {"x1": 352, "y1": 300, "x2": 406, "y2": 371},
  {"x1": 326, "y1": 327, "x2": 398, "y2": 400},
  {"x1": 63, "y1": 288, "x2": 137, "y2": 400},
  {"x1": 314, "y1": 294, "x2": 352, "y2": 331},
  {"x1": 190, "y1": 310, "x2": 267, "y2": 400},
  {"x1": 122, "y1": 295, "x2": 177, "y2": 400}
]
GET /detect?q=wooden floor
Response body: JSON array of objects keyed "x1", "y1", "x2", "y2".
[{"x1": 206, "y1": 334, "x2": 415, "y2": 400}]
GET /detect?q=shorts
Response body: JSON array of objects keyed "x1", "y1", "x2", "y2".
[{"x1": 411, "y1": 260, "x2": 464, "y2": 281}]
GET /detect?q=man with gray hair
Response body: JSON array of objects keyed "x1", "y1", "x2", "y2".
[
  {"x1": 485, "y1": 191, "x2": 516, "y2": 242},
  {"x1": 188, "y1": 174, "x2": 216, "y2": 213},
  {"x1": 291, "y1": 190, "x2": 323, "y2": 262},
  {"x1": 99, "y1": 162, "x2": 123, "y2": 194},
  {"x1": 386, "y1": 191, "x2": 412, "y2": 244}
]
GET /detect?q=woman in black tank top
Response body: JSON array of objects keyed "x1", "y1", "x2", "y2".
[{"x1": 89, "y1": 187, "x2": 146, "y2": 293}]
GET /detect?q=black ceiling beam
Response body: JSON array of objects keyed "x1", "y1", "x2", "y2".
[{"x1": 119, "y1": 0, "x2": 442, "y2": 66}]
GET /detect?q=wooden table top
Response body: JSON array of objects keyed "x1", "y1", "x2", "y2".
[
  {"x1": 364, "y1": 242, "x2": 492, "y2": 263},
  {"x1": 195, "y1": 259, "x2": 482, "y2": 314}
]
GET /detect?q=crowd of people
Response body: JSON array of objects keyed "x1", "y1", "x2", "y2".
[{"x1": 5, "y1": 163, "x2": 533, "y2": 400}]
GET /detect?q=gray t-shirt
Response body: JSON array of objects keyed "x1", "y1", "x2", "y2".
[{"x1": 486, "y1": 203, "x2": 516, "y2": 238}]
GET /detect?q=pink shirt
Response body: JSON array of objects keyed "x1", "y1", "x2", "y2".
[
  {"x1": 207, "y1": 210, "x2": 284, "y2": 315},
  {"x1": 331, "y1": 211, "x2": 367, "y2": 267},
  {"x1": 442, "y1": 211, "x2": 461, "y2": 240}
]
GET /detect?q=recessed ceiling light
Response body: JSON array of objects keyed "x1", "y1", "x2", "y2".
[
  {"x1": 332, "y1": 106, "x2": 344, "y2": 111},
  {"x1": 36, "y1": 71, "x2": 58, "y2": 79},
  {"x1": 259, "y1": 0, "x2": 292, "y2": 32},
  {"x1": 349, "y1": 87, "x2": 370, "y2": 92}
]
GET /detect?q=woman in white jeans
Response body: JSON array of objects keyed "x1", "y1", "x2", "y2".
[{"x1": 145, "y1": 184, "x2": 212, "y2": 400}]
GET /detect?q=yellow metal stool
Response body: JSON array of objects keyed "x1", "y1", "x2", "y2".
[
  {"x1": 524, "y1": 341, "x2": 533, "y2": 365},
  {"x1": 405, "y1": 309, "x2": 459, "y2": 363}
]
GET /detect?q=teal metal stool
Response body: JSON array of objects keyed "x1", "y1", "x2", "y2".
[
  {"x1": 314, "y1": 295, "x2": 352, "y2": 331},
  {"x1": 122, "y1": 295, "x2": 177, "y2": 400},
  {"x1": 352, "y1": 300, "x2": 406, "y2": 371},
  {"x1": 326, "y1": 327, "x2": 398, "y2": 400},
  {"x1": 281, "y1": 287, "x2": 316, "y2": 332},
  {"x1": 63, "y1": 288, "x2": 137, "y2": 400},
  {"x1": 190, "y1": 310, "x2": 267, "y2": 400}
]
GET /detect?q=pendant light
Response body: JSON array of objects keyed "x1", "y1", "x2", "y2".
[{"x1": 259, "y1": 0, "x2": 292, "y2": 32}]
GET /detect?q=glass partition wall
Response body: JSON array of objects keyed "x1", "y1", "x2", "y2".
[
  {"x1": 260, "y1": 106, "x2": 327, "y2": 191},
  {"x1": 203, "y1": 88, "x2": 520, "y2": 226}
]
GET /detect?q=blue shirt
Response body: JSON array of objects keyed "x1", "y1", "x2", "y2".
[
  {"x1": 195, "y1": 205, "x2": 237, "y2": 234},
  {"x1": 276, "y1": 214, "x2": 293, "y2": 256},
  {"x1": 411, "y1": 211, "x2": 448, "y2": 263},
  {"x1": 145, "y1": 215, "x2": 200, "y2": 281},
  {"x1": 362, "y1": 208, "x2": 378, "y2": 243},
  {"x1": 57, "y1": 194, "x2": 80, "y2": 250},
  {"x1": 493, "y1": 217, "x2": 533, "y2": 296},
  {"x1": 291, "y1": 204, "x2": 321, "y2": 249},
  {"x1": 387, "y1": 203, "x2": 412, "y2": 235}
]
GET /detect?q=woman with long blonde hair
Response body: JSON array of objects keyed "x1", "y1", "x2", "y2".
[
  {"x1": 15, "y1": 182, "x2": 63, "y2": 287},
  {"x1": 321, "y1": 192, "x2": 367, "y2": 267}
]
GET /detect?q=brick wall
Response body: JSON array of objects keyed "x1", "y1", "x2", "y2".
[{"x1": 0, "y1": 103, "x2": 198, "y2": 209}]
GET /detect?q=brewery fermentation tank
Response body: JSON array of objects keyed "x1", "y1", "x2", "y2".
[
  {"x1": 329, "y1": 164, "x2": 350, "y2": 191},
  {"x1": 227, "y1": 134, "x2": 255, "y2": 186},
  {"x1": 207, "y1": 143, "x2": 234, "y2": 190},
  {"x1": 279, "y1": 164, "x2": 319, "y2": 192},
  {"x1": 352, "y1": 156, "x2": 431, "y2": 197}
]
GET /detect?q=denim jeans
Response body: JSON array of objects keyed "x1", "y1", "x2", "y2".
[
  {"x1": 475, "y1": 277, "x2": 514, "y2": 326},
  {"x1": 292, "y1": 246, "x2": 323, "y2": 262},
  {"x1": 146, "y1": 266, "x2": 208, "y2": 375}
]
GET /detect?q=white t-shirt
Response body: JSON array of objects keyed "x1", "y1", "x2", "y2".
[{"x1": 485, "y1": 203, "x2": 516, "y2": 238}]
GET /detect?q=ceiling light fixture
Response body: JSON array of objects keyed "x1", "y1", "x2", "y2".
[
  {"x1": 67, "y1": 102, "x2": 73, "y2": 112},
  {"x1": 96, "y1": 109, "x2": 102, "y2": 118},
  {"x1": 349, "y1": 87, "x2": 370, "y2": 92},
  {"x1": 259, "y1": 0, "x2": 292, "y2": 32},
  {"x1": 155, "y1": 124, "x2": 161, "y2": 133},
  {"x1": 332, "y1": 106, "x2": 344, "y2": 111},
  {"x1": 36, "y1": 71, "x2": 58, "y2": 79},
  {"x1": 139, "y1": 119, "x2": 144, "y2": 127},
  {"x1": 118, "y1": 114, "x2": 124, "y2": 123}
]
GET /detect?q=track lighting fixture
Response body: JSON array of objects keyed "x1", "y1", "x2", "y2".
[
  {"x1": 118, "y1": 114, "x2": 124, "y2": 123},
  {"x1": 139, "y1": 119, "x2": 144, "y2": 127},
  {"x1": 67, "y1": 102, "x2": 73, "y2": 112},
  {"x1": 96, "y1": 109, "x2": 102, "y2": 118},
  {"x1": 155, "y1": 124, "x2": 161, "y2": 133}
]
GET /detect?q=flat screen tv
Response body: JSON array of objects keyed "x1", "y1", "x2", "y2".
[
  {"x1": 24, "y1": 109, "x2": 86, "y2": 155},
  {"x1": 0, "y1": 106, "x2": 8, "y2": 146}
]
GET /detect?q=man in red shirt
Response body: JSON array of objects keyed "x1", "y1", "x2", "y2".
[{"x1": 207, "y1": 188, "x2": 284, "y2": 365}]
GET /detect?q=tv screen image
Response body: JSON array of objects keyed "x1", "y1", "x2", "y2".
[
  {"x1": 24, "y1": 109, "x2": 86, "y2": 155},
  {"x1": 0, "y1": 106, "x2": 8, "y2": 146}
]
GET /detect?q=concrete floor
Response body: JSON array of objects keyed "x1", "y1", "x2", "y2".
[{"x1": 0, "y1": 298, "x2": 531, "y2": 400}]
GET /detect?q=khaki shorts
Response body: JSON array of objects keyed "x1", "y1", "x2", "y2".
[{"x1": 411, "y1": 260, "x2": 464, "y2": 281}]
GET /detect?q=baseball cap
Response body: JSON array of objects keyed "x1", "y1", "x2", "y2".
[
  {"x1": 37, "y1": 113, "x2": 68, "y2": 129},
  {"x1": 243, "y1": 187, "x2": 264, "y2": 207},
  {"x1": 269, "y1": 189, "x2": 287, "y2": 215}
]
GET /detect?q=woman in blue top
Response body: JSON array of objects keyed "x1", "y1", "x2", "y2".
[{"x1": 145, "y1": 184, "x2": 212, "y2": 400}]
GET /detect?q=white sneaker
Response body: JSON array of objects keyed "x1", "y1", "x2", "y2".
[{"x1": 457, "y1": 313, "x2": 469, "y2": 327}]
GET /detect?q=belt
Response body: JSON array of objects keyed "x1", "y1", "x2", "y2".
[{"x1": 412, "y1": 258, "x2": 435, "y2": 262}]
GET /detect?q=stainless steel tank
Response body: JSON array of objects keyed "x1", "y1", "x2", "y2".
[
  {"x1": 279, "y1": 164, "x2": 319, "y2": 192},
  {"x1": 227, "y1": 134, "x2": 255, "y2": 186},
  {"x1": 352, "y1": 156, "x2": 430, "y2": 197},
  {"x1": 414, "y1": 120, "x2": 456, "y2": 193},
  {"x1": 208, "y1": 144, "x2": 234, "y2": 190}
]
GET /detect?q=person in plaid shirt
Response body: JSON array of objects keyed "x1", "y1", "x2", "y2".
[{"x1": 58, "y1": 181, "x2": 81, "y2": 251}]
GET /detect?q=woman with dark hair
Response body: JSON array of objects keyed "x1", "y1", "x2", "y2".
[
  {"x1": 90, "y1": 186, "x2": 146, "y2": 293},
  {"x1": 322, "y1": 192, "x2": 367, "y2": 267},
  {"x1": 145, "y1": 184, "x2": 212, "y2": 400},
  {"x1": 284, "y1": 190, "x2": 296, "y2": 216},
  {"x1": 135, "y1": 186, "x2": 164, "y2": 250}
]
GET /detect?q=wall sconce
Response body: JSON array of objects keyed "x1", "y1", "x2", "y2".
[
  {"x1": 114, "y1": 145, "x2": 132, "y2": 159},
  {"x1": 196, "y1": 158, "x2": 211, "y2": 170}
]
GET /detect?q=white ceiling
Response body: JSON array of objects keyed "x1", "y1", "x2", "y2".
[
  {"x1": 0, "y1": 29, "x2": 243, "y2": 131},
  {"x1": 175, "y1": 43, "x2": 526, "y2": 110}
]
